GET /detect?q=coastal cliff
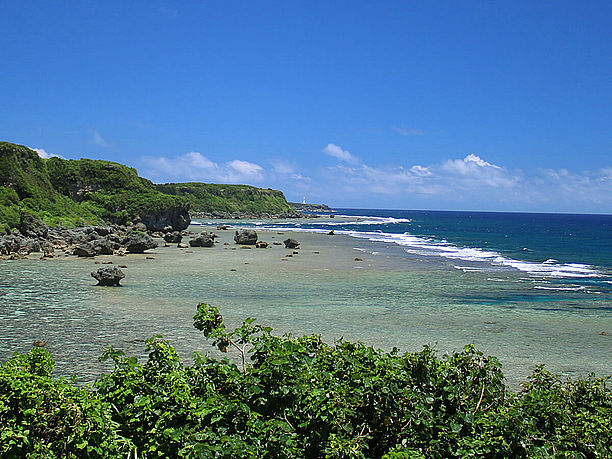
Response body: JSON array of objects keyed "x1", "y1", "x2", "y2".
[
  {"x1": 0, "y1": 142, "x2": 300, "y2": 230},
  {"x1": 156, "y1": 182, "x2": 300, "y2": 218},
  {"x1": 0, "y1": 142, "x2": 190, "y2": 231}
]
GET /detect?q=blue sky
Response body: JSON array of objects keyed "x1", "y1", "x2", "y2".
[{"x1": 2, "y1": 1, "x2": 611, "y2": 212}]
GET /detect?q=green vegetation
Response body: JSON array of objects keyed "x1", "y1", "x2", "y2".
[
  {"x1": 1, "y1": 304, "x2": 610, "y2": 458},
  {"x1": 157, "y1": 182, "x2": 298, "y2": 216},
  {"x1": 0, "y1": 142, "x2": 300, "y2": 230},
  {"x1": 0, "y1": 142, "x2": 188, "y2": 229}
]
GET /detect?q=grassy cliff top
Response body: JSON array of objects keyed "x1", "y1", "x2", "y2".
[
  {"x1": 0, "y1": 142, "x2": 189, "y2": 230},
  {"x1": 1, "y1": 142, "x2": 298, "y2": 230},
  {"x1": 156, "y1": 182, "x2": 298, "y2": 216}
]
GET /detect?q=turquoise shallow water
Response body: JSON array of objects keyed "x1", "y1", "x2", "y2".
[{"x1": 0, "y1": 213, "x2": 611, "y2": 387}]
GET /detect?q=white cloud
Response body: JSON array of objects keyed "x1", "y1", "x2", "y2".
[
  {"x1": 90, "y1": 129, "x2": 110, "y2": 147},
  {"x1": 410, "y1": 165, "x2": 432, "y2": 176},
  {"x1": 227, "y1": 160, "x2": 263, "y2": 176},
  {"x1": 141, "y1": 152, "x2": 265, "y2": 184},
  {"x1": 393, "y1": 127, "x2": 425, "y2": 136},
  {"x1": 32, "y1": 148, "x2": 63, "y2": 159},
  {"x1": 442, "y1": 154, "x2": 501, "y2": 176},
  {"x1": 322, "y1": 143, "x2": 360, "y2": 163},
  {"x1": 321, "y1": 148, "x2": 612, "y2": 211}
]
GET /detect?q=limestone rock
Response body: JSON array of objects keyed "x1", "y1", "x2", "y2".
[
  {"x1": 189, "y1": 232, "x2": 215, "y2": 247},
  {"x1": 234, "y1": 229, "x2": 258, "y2": 245},
  {"x1": 91, "y1": 266, "x2": 125, "y2": 286},
  {"x1": 283, "y1": 238, "x2": 300, "y2": 249},
  {"x1": 125, "y1": 231, "x2": 157, "y2": 253}
]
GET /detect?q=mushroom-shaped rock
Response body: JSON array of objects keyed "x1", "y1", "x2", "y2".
[
  {"x1": 125, "y1": 231, "x2": 157, "y2": 253},
  {"x1": 234, "y1": 229, "x2": 258, "y2": 245},
  {"x1": 283, "y1": 238, "x2": 300, "y2": 249},
  {"x1": 91, "y1": 266, "x2": 125, "y2": 286},
  {"x1": 189, "y1": 232, "x2": 215, "y2": 247},
  {"x1": 163, "y1": 231, "x2": 183, "y2": 243}
]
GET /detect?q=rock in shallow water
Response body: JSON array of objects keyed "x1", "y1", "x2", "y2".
[
  {"x1": 124, "y1": 231, "x2": 157, "y2": 253},
  {"x1": 189, "y1": 232, "x2": 215, "y2": 247},
  {"x1": 91, "y1": 266, "x2": 125, "y2": 286},
  {"x1": 283, "y1": 238, "x2": 300, "y2": 249},
  {"x1": 234, "y1": 229, "x2": 258, "y2": 245}
]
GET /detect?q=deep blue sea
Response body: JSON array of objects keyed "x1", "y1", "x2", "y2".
[{"x1": 251, "y1": 209, "x2": 612, "y2": 300}]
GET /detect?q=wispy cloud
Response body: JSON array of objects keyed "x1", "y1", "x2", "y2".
[
  {"x1": 322, "y1": 143, "x2": 360, "y2": 164},
  {"x1": 319, "y1": 146, "x2": 612, "y2": 211},
  {"x1": 393, "y1": 126, "x2": 425, "y2": 136},
  {"x1": 90, "y1": 129, "x2": 111, "y2": 147},
  {"x1": 141, "y1": 152, "x2": 265, "y2": 184}
]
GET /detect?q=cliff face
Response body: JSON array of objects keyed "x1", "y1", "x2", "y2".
[
  {"x1": 0, "y1": 142, "x2": 190, "y2": 231},
  {"x1": 156, "y1": 182, "x2": 300, "y2": 218}
]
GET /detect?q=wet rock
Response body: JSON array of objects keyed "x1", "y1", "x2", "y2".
[
  {"x1": 283, "y1": 238, "x2": 300, "y2": 249},
  {"x1": 217, "y1": 225, "x2": 230, "y2": 230},
  {"x1": 125, "y1": 231, "x2": 157, "y2": 253},
  {"x1": 177, "y1": 243, "x2": 189, "y2": 248},
  {"x1": 21, "y1": 238, "x2": 41, "y2": 254},
  {"x1": 189, "y1": 232, "x2": 215, "y2": 247},
  {"x1": 92, "y1": 238, "x2": 114, "y2": 255},
  {"x1": 74, "y1": 243, "x2": 96, "y2": 257},
  {"x1": 32, "y1": 340, "x2": 46, "y2": 347},
  {"x1": 234, "y1": 229, "x2": 258, "y2": 245},
  {"x1": 256, "y1": 241, "x2": 269, "y2": 248},
  {"x1": 91, "y1": 266, "x2": 125, "y2": 286},
  {"x1": 130, "y1": 222, "x2": 148, "y2": 232},
  {"x1": 354, "y1": 257, "x2": 363, "y2": 262},
  {"x1": 328, "y1": 230, "x2": 335, "y2": 235},
  {"x1": 164, "y1": 231, "x2": 183, "y2": 243}
]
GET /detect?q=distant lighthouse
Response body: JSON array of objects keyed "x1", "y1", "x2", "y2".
[{"x1": 302, "y1": 196, "x2": 306, "y2": 204}]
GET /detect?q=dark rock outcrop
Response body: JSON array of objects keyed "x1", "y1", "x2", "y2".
[
  {"x1": 124, "y1": 231, "x2": 157, "y2": 253},
  {"x1": 91, "y1": 266, "x2": 125, "y2": 286},
  {"x1": 139, "y1": 206, "x2": 191, "y2": 231},
  {"x1": 283, "y1": 238, "x2": 300, "y2": 249},
  {"x1": 234, "y1": 229, "x2": 258, "y2": 245},
  {"x1": 74, "y1": 243, "x2": 96, "y2": 257},
  {"x1": 19, "y1": 213, "x2": 48, "y2": 239},
  {"x1": 163, "y1": 231, "x2": 183, "y2": 243},
  {"x1": 189, "y1": 232, "x2": 215, "y2": 247}
]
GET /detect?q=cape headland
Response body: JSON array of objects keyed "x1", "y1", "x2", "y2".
[{"x1": 0, "y1": 141, "x2": 302, "y2": 232}]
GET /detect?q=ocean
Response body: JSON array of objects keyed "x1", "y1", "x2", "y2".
[{"x1": 1, "y1": 209, "x2": 610, "y2": 386}]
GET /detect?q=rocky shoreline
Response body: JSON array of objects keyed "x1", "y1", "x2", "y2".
[
  {"x1": 0, "y1": 212, "x2": 306, "y2": 263},
  {"x1": 0, "y1": 213, "x2": 163, "y2": 260}
]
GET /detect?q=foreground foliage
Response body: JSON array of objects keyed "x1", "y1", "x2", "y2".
[{"x1": 1, "y1": 304, "x2": 610, "y2": 458}]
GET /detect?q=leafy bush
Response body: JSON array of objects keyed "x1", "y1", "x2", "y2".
[
  {"x1": 0, "y1": 348, "x2": 127, "y2": 458},
  {"x1": 1, "y1": 304, "x2": 610, "y2": 458}
]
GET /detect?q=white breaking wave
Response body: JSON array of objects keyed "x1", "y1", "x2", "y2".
[
  {"x1": 323, "y1": 216, "x2": 412, "y2": 226},
  {"x1": 247, "y1": 223, "x2": 601, "y2": 280}
]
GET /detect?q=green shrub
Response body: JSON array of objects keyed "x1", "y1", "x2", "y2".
[
  {"x1": 0, "y1": 348, "x2": 128, "y2": 458},
  {"x1": 1, "y1": 305, "x2": 610, "y2": 457}
]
